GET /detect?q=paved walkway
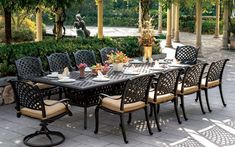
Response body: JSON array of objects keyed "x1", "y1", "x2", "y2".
[{"x1": 1, "y1": 29, "x2": 235, "y2": 147}]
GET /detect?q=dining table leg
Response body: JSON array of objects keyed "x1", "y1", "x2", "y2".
[{"x1": 84, "y1": 107, "x2": 87, "y2": 129}]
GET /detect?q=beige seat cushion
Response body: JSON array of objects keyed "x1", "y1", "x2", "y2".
[
  {"x1": 177, "y1": 84, "x2": 199, "y2": 95},
  {"x1": 101, "y1": 97, "x2": 145, "y2": 113},
  {"x1": 21, "y1": 100, "x2": 68, "y2": 120},
  {"x1": 148, "y1": 92, "x2": 175, "y2": 104},
  {"x1": 201, "y1": 78, "x2": 220, "y2": 88},
  {"x1": 28, "y1": 81, "x2": 55, "y2": 90}
]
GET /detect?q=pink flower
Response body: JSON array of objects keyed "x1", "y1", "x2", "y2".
[{"x1": 77, "y1": 63, "x2": 87, "y2": 69}]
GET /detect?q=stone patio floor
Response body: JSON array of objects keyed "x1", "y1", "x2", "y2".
[{"x1": 1, "y1": 28, "x2": 235, "y2": 147}]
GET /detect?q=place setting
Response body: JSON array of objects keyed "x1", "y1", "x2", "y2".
[
  {"x1": 123, "y1": 64, "x2": 140, "y2": 75},
  {"x1": 92, "y1": 70, "x2": 110, "y2": 82}
]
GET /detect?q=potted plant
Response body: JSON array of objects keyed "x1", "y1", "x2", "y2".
[{"x1": 107, "y1": 51, "x2": 129, "y2": 71}]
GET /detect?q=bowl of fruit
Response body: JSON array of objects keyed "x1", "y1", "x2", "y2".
[{"x1": 91, "y1": 64, "x2": 110, "y2": 75}]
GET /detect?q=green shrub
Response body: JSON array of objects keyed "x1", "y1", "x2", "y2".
[
  {"x1": 0, "y1": 37, "x2": 161, "y2": 76},
  {"x1": 12, "y1": 29, "x2": 35, "y2": 42}
]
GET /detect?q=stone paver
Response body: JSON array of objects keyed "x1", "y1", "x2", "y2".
[{"x1": 1, "y1": 28, "x2": 235, "y2": 146}]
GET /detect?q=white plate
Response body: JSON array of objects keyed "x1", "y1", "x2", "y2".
[
  {"x1": 123, "y1": 71, "x2": 140, "y2": 75},
  {"x1": 92, "y1": 77, "x2": 110, "y2": 82},
  {"x1": 85, "y1": 68, "x2": 91, "y2": 72},
  {"x1": 47, "y1": 74, "x2": 58, "y2": 78},
  {"x1": 58, "y1": 78, "x2": 76, "y2": 83},
  {"x1": 130, "y1": 60, "x2": 143, "y2": 64},
  {"x1": 168, "y1": 64, "x2": 188, "y2": 67},
  {"x1": 149, "y1": 67, "x2": 165, "y2": 70}
]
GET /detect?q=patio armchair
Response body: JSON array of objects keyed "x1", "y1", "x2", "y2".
[
  {"x1": 99, "y1": 47, "x2": 118, "y2": 65},
  {"x1": 15, "y1": 57, "x2": 62, "y2": 99},
  {"x1": 94, "y1": 75, "x2": 153, "y2": 144},
  {"x1": 200, "y1": 59, "x2": 229, "y2": 112},
  {"x1": 73, "y1": 50, "x2": 96, "y2": 67},
  {"x1": 175, "y1": 45, "x2": 199, "y2": 65},
  {"x1": 46, "y1": 52, "x2": 74, "y2": 73},
  {"x1": 148, "y1": 69, "x2": 181, "y2": 130},
  {"x1": 10, "y1": 80, "x2": 72, "y2": 147},
  {"x1": 177, "y1": 63, "x2": 207, "y2": 120}
]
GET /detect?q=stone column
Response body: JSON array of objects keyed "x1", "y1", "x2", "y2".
[
  {"x1": 36, "y1": 6, "x2": 43, "y2": 42},
  {"x1": 97, "y1": 0, "x2": 103, "y2": 39},
  {"x1": 214, "y1": 0, "x2": 220, "y2": 38},
  {"x1": 139, "y1": 1, "x2": 142, "y2": 32},
  {"x1": 196, "y1": 0, "x2": 202, "y2": 55},
  {"x1": 174, "y1": 0, "x2": 180, "y2": 42},
  {"x1": 171, "y1": 3, "x2": 175, "y2": 38},
  {"x1": 222, "y1": 0, "x2": 229, "y2": 49},
  {"x1": 166, "y1": 7, "x2": 172, "y2": 48},
  {"x1": 158, "y1": 2, "x2": 163, "y2": 34}
]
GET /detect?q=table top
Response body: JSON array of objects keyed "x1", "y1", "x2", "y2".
[{"x1": 30, "y1": 63, "x2": 188, "y2": 91}]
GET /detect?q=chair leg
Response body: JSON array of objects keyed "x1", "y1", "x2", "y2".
[
  {"x1": 94, "y1": 106, "x2": 99, "y2": 134},
  {"x1": 219, "y1": 84, "x2": 227, "y2": 107},
  {"x1": 120, "y1": 114, "x2": 128, "y2": 144},
  {"x1": 174, "y1": 98, "x2": 182, "y2": 124},
  {"x1": 157, "y1": 104, "x2": 160, "y2": 114},
  {"x1": 149, "y1": 104, "x2": 153, "y2": 117},
  {"x1": 144, "y1": 106, "x2": 153, "y2": 135},
  {"x1": 195, "y1": 94, "x2": 199, "y2": 102},
  {"x1": 127, "y1": 113, "x2": 132, "y2": 124},
  {"x1": 48, "y1": 91, "x2": 51, "y2": 100},
  {"x1": 180, "y1": 95, "x2": 188, "y2": 121},
  {"x1": 59, "y1": 87, "x2": 63, "y2": 100},
  {"x1": 153, "y1": 104, "x2": 161, "y2": 132},
  {"x1": 197, "y1": 91, "x2": 206, "y2": 114},
  {"x1": 84, "y1": 107, "x2": 87, "y2": 130},
  {"x1": 204, "y1": 89, "x2": 212, "y2": 112}
]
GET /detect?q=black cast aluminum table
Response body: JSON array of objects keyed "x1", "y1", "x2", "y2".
[{"x1": 30, "y1": 63, "x2": 185, "y2": 129}]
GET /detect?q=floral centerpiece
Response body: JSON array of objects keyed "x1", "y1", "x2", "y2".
[
  {"x1": 138, "y1": 20, "x2": 155, "y2": 63},
  {"x1": 91, "y1": 64, "x2": 110, "y2": 75},
  {"x1": 77, "y1": 63, "x2": 87, "y2": 78},
  {"x1": 107, "y1": 51, "x2": 129, "y2": 71}
]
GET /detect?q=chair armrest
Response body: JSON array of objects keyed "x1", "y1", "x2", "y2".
[
  {"x1": 99, "y1": 93, "x2": 113, "y2": 99},
  {"x1": 44, "y1": 99, "x2": 70, "y2": 106},
  {"x1": 202, "y1": 72, "x2": 208, "y2": 78}
]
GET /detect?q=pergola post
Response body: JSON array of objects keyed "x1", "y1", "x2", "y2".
[
  {"x1": 222, "y1": 0, "x2": 229, "y2": 49},
  {"x1": 139, "y1": 1, "x2": 142, "y2": 32},
  {"x1": 158, "y1": 2, "x2": 163, "y2": 34},
  {"x1": 196, "y1": 0, "x2": 202, "y2": 55},
  {"x1": 36, "y1": 6, "x2": 43, "y2": 42},
  {"x1": 174, "y1": 0, "x2": 180, "y2": 42},
  {"x1": 214, "y1": 0, "x2": 220, "y2": 38},
  {"x1": 97, "y1": 0, "x2": 103, "y2": 39},
  {"x1": 171, "y1": 3, "x2": 175, "y2": 38},
  {"x1": 166, "y1": 6, "x2": 172, "y2": 48}
]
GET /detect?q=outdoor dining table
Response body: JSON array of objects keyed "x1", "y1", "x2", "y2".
[{"x1": 30, "y1": 62, "x2": 188, "y2": 129}]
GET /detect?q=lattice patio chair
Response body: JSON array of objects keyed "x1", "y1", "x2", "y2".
[
  {"x1": 94, "y1": 75, "x2": 153, "y2": 144},
  {"x1": 177, "y1": 63, "x2": 207, "y2": 120},
  {"x1": 200, "y1": 59, "x2": 229, "y2": 112},
  {"x1": 10, "y1": 80, "x2": 72, "y2": 147},
  {"x1": 15, "y1": 57, "x2": 62, "y2": 99},
  {"x1": 46, "y1": 52, "x2": 74, "y2": 73},
  {"x1": 99, "y1": 47, "x2": 118, "y2": 65},
  {"x1": 73, "y1": 50, "x2": 96, "y2": 67},
  {"x1": 148, "y1": 69, "x2": 181, "y2": 130},
  {"x1": 175, "y1": 45, "x2": 199, "y2": 65}
]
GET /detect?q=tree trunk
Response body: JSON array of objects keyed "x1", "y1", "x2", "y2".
[
  {"x1": 141, "y1": 0, "x2": 150, "y2": 27},
  {"x1": 4, "y1": 8, "x2": 12, "y2": 44},
  {"x1": 166, "y1": 7, "x2": 172, "y2": 48},
  {"x1": 158, "y1": 2, "x2": 163, "y2": 34},
  {"x1": 222, "y1": 0, "x2": 229, "y2": 49},
  {"x1": 174, "y1": 0, "x2": 180, "y2": 42},
  {"x1": 196, "y1": 0, "x2": 202, "y2": 56}
]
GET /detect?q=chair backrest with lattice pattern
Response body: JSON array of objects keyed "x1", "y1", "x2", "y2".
[
  {"x1": 15, "y1": 57, "x2": 44, "y2": 80},
  {"x1": 120, "y1": 75, "x2": 152, "y2": 111},
  {"x1": 10, "y1": 80, "x2": 46, "y2": 117},
  {"x1": 182, "y1": 63, "x2": 207, "y2": 88},
  {"x1": 73, "y1": 50, "x2": 96, "y2": 67},
  {"x1": 175, "y1": 46, "x2": 199, "y2": 64},
  {"x1": 46, "y1": 52, "x2": 73, "y2": 73},
  {"x1": 155, "y1": 69, "x2": 180, "y2": 97},
  {"x1": 207, "y1": 59, "x2": 229, "y2": 83},
  {"x1": 99, "y1": 47, "x2": 118, "y2": 64}
]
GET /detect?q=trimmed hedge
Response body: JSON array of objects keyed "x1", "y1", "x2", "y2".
[{"x1": 0, "y1": 37, "x2": 161, "y2": 76}]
